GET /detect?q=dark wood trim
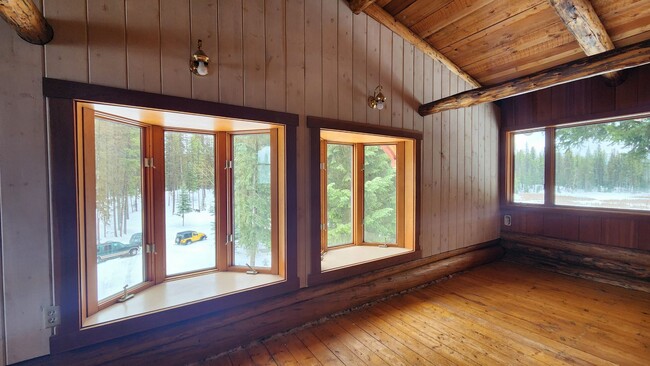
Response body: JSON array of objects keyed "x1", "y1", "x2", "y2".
[
  {"x1": 46, "y1": 81, "x2": 300, "y2": 353},
  {"x1": 307, "y1": 116, "x2": 423, "y2": 141},
  {"x1": 502, "y1": 200, "x2": 650, "y2": 219},
  {"x1": 419, "y1": 39, "x2": 650, "y2": 115},
  {"x1": 43, "y1": 78, "x2": 299, "y2": 127},
  {"x1": 543, "y1": 127, "x2": 555, "y2": 206},
  {"x1": 25, "y1": 244, "x2": 502, "y2": 365}
]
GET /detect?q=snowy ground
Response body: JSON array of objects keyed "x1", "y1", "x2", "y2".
[
  {"x1": 515, "y1": 191, "x2": 650, "y2": 211},
  {"x1": 96, "y1": 190, "x2": 270, "y2": 301}
]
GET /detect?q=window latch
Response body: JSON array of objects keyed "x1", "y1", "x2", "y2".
[
  {"x1": 320, "y1": 162, "x2": 326, "y2": 170},
  {"x1": 226, "y1": 234, "x2": 234, "y2": 244},
  {"x1": 144, "y1": 157, "x2": 155, "y2": 168},
  {"x1": 225, "y1": 160, "x2": 233, "y2": 169},
  {"x1": 145, "y1": 244, "x2": 155, "y2": 254}
]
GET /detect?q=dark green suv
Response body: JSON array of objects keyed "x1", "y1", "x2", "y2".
[{"x1": 97, "y1": 241, "x2": 141, "y2": 263}]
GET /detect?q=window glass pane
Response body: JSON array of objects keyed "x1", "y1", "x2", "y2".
[
  {"x1": 513, "y1": 131, "x2": 545, "y2": 204},
  {"x1": 326, "y1": 144, "x2": 353, "y2": 247},
  {"x1": 233, "y1": 133, "x2": 272, "y2": 268},
  {"x1": 555, "y1": 119, "x2": 650, "y2": 211},
  {"x1": 164, "y1": 132, "x2": 216, "y2": 276},
  {"x1": 364, "y1": 145, "x2": 397, "y2": 244},
  {"x1": 94, "y1": 118, "x2": 145, "y2": 301}
]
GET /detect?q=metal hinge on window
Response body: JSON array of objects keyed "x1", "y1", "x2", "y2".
[
  {"x1": 144, "y1": 158, "x2": 154, "y2": 168},
  {"x1": 225, "y1": 160, "x2": 233, "y2": 169},
  {"x1": 226, "y1": 234, "x2": 234, "y2": 244},
  {"x1": 320, "y1": 162, "x2": 326, "y2": 170},
  {"x1": 146, "y1": 244, "x2": 155, "y2": 253},
  {"x1": 320, "y1": 223, "x2": 326, "y2": 231}
]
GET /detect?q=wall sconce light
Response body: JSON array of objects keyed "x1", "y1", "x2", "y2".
[
  {"x1": 190, "y1": 39, "x2": 210, "y2": 76},
  {"x1": 368, "y1": 85, "x2": 386, "y2": 110}
]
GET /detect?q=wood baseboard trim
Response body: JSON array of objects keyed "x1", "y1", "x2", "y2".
[
  {"x1": 502, "y1": 233, "x2": 650, "y2": 292},
  {"x1": 23, "y1": 244, "x2": 502, "y2": 365}
]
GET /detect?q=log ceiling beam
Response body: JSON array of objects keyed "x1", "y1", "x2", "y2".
[
  {"x1": 418, "y1": 39, "x2": 650, "y2": 116},
  {"x1": 0, "y1": 0, "x2": 53, "y2": 45},
  {"x1": 548, "y1": 0, "x2": 623, "y2": 85},
  {"x1": 356, "y1": 2, "x2": 481, "y2": 88},
  {"x1": 348, "y1": 0, "x2": 378, "y2": 15}
]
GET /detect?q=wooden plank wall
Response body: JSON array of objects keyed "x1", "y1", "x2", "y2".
[
  {"x1": 0, "y1": 0, "x2": 499, "y2": 363},
  {"x1": 499, "y1": 65, "x2": 650, "y2": 251}
]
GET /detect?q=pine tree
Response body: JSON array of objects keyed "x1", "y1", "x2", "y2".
[{"x1": 177, "y1": 188, "x2": 192, "y2": 226}]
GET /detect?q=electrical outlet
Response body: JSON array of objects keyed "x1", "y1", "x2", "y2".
[
  {"x1": 504, "y1": 215, "x2": 512, "y2": 227},
  {"x1": 43, "y1": 305, "x2": 60, "y2": 329}
]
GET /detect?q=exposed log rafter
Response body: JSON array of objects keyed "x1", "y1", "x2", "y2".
[
  {"x1": 348, "y1": 0, "x2": 378, "y2": 15},
  {"x1": 418, "y1": 39, "x2": 650, "y2": 116},
  {"x1": 352, "y1": 2, "x2": 481, "y2": 88},
  {"x1": 548, "y1": 0, "x2": 624, "y2": 85},
  {"x1": 0, "y1": 0, "x2": 53, "y2": 45}
]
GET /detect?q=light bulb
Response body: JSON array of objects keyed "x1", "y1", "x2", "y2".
[
  {"x1": 376, "y1": 100, "x2": 384, "y2": 110},
  {"x1": 196, "y1": 61, "x2": 208, "y2": 76}
]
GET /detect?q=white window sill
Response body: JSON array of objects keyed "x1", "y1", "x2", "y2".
[
  {"x1": 321, "y1": 246, "x2": 413, "y2": 272},
  {"x1": 84, "y1": 272, "x2": 284, "y2": 327}
]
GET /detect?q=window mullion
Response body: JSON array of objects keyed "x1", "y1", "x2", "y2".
[
  {"x1": 150, "y1": 125, "x2": 166, "y2": 284},
  {"x1": 354, "y1": 144, "x2": 365, "y2": 245},
  {"x1": 216, "y1": 132, "x2": 228, "y2": 271},
  {"x1": 320, "y1": 140, "x2": 328, "y2": 252},
  {"x1": 544, "y1": 127, "x2": 556, "y2": 206}
]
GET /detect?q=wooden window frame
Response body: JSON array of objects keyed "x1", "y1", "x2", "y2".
[
  {"x1": 320, "y1": 142, "x2": 406, "y2": 251},
  {"x1": 307, "y1": 116, "x2": 422, "y2": 286},
  {"x1": 44, "y1": 78, "x2": 299, "y2": 353},
  {"x1": 505, "y1": 117, "x2": 650, "y2": 215}
]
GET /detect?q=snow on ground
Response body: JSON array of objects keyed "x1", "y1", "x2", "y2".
[
  {"x1": 515, "y1": 191, "x2": 650, "y2": 211},
  {"x1": 96, "y1": 190, "x2": 270, "y2": 301}
]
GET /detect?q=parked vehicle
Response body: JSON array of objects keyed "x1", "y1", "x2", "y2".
[
  {"x1": 175, "y1": 231, "x2": 207, "y2": 245},
  {"x1": 129, "y1": 232, "x2": 142, "y2": 246},
  {"x1": 97, "y1": 241, "x2": 141, "y2": 263}
]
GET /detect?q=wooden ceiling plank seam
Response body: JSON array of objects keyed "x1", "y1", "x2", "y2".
[
  {"x1": 437, "y1": 3, "x2": 556, "y2": 66},
  {"x1": 548, "y1": 0, "x2": 623, "y2": 84},
  {"x1": 362, "y1": 3, "x2": 481, "y2": 88},
  {"x1": 425, "y1": 0, "x2": 547, "y2": 49},
  {"x1": 412, "y1": 0, "x2": 495, "y2": 40},
  {"x1": 394, "y1": 0, "x2": 453, "y2": 28},
  {"x1": 382, "y1": 0, "x2": 418, "y2": 17},
  {"x1": 418, "y1": 38, "x2": 650, "y2": 115}
]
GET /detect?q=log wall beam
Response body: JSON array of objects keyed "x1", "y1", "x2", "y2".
[
  {"x1": 0, "y1": 0, "x2": 53, "y2": 45},
  {"x1": 418, "y1": 39, "x2": 650, "y2": 116},
  {"x1": 548, "y1": 0, "x2": 623, "y2": 85},
  {"x1": 360, "y1": 3, "x2": 481, "y2": 88}
]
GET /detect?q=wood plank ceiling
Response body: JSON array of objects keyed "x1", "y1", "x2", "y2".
[{"x1": 372, "y1": 0, "x2": 650, "y2": 85}]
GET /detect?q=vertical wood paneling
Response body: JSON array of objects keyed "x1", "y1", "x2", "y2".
[
  {"x1": 439, "y1": 66, "x2": 450, "y2": 253},
  {"x1": 402, "y1": 43, "x2": 414, "y2": 130},
  {"x1": 322, "y1": 0, "x2": 338, "y2": 119},
  {"x1": 379, "y1": 25, "x2": 392, "y2": 126},
  {"x1": 218, "y1": 0, "x2": 244, "y2": 105},
  {"x1": 304, "y1": 0, "x2": 322, "y2": 116},
  {"x1": 352, "y1": 14, "x2": 367, "y2": 123},
  {"x1": 191, "y1": 0, "x2": 218, "y2": 101},
  {"x1": 160, "y1": 0, "x2": 191, "y2": 98},
  {"x1": 337, "y1": 0, "x2": 353, "y2": 121},
  {"x1": 421, "y1": 57, "x2": 433, "y2": 257},
  {"x1": 265, "y1": 0, "x2": 286, "y2": 111},
  {"x1": 603, "y1": 218, "x2": 636, "y2": 248},
  {"x1": 456, "y1": 82, "x2": 466, "y2": 248},
  {"x1": 126, "y1": 0, "x2": 161, "y2": 93},
  {"x1": 391, "y1": 34, "x2": 403, "y2": 128},
  {"x1": 365, "y1": 17, "x2": 380, "y2": 125},
  {"x1": 4, "y1": 1, "x2": 504, "y2": 363},
  {"x1": 44, "y1": 0, "x2": 88, "y2": 82},
  {"x1": 447, "y1": 75, "x2": 458, "y2": 250},
  {"x1": 243, "y1": 0, "x2": 266, "y2": 108},
  {"x1": 87, "y1": 0, "x2": 126, "y2": 88}
]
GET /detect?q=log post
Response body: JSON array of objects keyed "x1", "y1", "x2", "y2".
[
  {"x1": 347, "y1": 0, "x2": 377, "y2": 15},
  {"x1": 418, "y1": 39, "x2": 650, "y2": 116},
  {"x1": 0, "y1": 0, "x2": 53, "y2": 45}
]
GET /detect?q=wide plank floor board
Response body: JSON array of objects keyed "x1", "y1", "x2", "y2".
[{"x1": 206, "y1": 261, "x2": 650, "y2": 365}]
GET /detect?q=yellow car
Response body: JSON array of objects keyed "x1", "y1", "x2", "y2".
[{"x1": 175, "y1": 231, "x2": 207, "y2": 245}]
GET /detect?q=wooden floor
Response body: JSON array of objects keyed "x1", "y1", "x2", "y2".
[{"x1": 204, "y1": 261, "x2": 650, "y2": 365}]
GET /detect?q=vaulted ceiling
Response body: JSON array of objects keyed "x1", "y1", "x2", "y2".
[{"x1": 365, "y1": 0, "x2": 650, "y2": 86}]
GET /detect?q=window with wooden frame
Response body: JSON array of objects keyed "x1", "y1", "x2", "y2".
[
  {"x1": 77, "y1": 104, "x2": 285, "y2": 321},
  {"x1": 507, "y1": 116, "x2": 650, "y2": 212},
  {"x1": 308, "y1": 117, "x2": 421, "y2": 283}
]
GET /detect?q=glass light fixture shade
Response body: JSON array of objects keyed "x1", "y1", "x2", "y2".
[
  {"x1": 368, "y1": 85, "x2": 387, "y2": 110},
  {"x1": 190, "y1": 40, "x2": 210, "y2": 76}
]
